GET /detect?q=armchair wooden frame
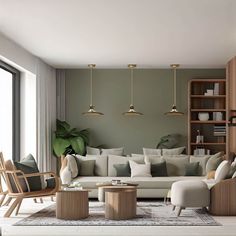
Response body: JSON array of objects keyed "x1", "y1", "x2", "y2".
[
  {"x1": 209, "y1": 177, "x2": 236, "y2": 215},
  {"x1": 0, "y1": 152, "x2": 60, "y2": 217}
]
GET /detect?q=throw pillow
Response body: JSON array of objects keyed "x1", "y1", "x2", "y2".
[
  {"x1": 162, "y1": 147, "x2": 185, "y2": 155},
  {"x1": 206, "y1": 152, "x2": 223, "y2": 173},
  {"x1": 214, "y1": 160, "x2": 230, "y2": 183},
  {"x1": 131, "y1": 154, "x2": 144, "y2": 158},
  {"x1": 75, "y1": 155, "x2": 108, "y2": 176},
  {"x1": 108, "y1": 155, "x2": 144, "y2": 177},
  {"x1": 227, "y1": 161, "x2": 236, "y2": 178},
  {"x1": 207, "y1": 171, "x2": 216, "y2": 179},
  {"x1": 190, "y1": 155, "x2": 210, "y2": 176},
  {"x1": 163, "y1": 156, "x2": 189, "y2": 176},
  {"x1": 14, "y1": 154, "x2": 42, "y2": 191},
  {"x1": 143, "y1": 148, "x2": 162, "y2": 156},
  {"x1": 232, "y1": 171, "x2": 236, "y2": 179},
  {"x1": 46, "y1": 177, "x2": 56, "y2": 188},
  {"x1": 151, "y1": 162, "x2": 168, "y2": 177},
  {"x1": 101, "y1": 147, "x2": 124, "y2": 156},
  {"x1": 79, "y1": 160, "x2": 95, "y2": 176},
  {"x1": 86, "y1": 146, "x2": 100, "y2": 155},
  {"x1": 113, "y1": 162, "x2": 130, "y2": 177},
  {"x1": 185, "y1": 162, "x2": 199, "y2": 176},
  {"x1": 129, "y1": 160, "x2": 151, "y2": 178}
]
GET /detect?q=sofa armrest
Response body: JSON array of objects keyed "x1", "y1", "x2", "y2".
[{"x1": 209, "y1": 178, "x2": 236, "y2": 215}]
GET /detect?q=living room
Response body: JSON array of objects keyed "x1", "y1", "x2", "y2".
[{"x1": 0, "y1": 0, "x2": 236, "y2": 236}]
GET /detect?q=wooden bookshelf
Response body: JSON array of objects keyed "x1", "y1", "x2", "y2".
[{"x1": 188, "y1": 78, "x2": 228, "y2": 155}]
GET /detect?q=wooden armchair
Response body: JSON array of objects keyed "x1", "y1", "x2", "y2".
[
  {"x1": 209, "y1": 177, "x2": 236, "y2": 216},
  {"x1": 0, "y1": 152, "x2": 60, "y2": 217}
]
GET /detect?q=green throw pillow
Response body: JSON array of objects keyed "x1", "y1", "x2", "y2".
[
  {"x1": 113, "y1": 163, "x2": 131, "y2": 177},
  {"x1": 79, "y1": 160, "x2": 95, "y2": 176},
  {"x1": 185, "y1": 162, "x2": 199, "y2": 176},
  {"x1": 14, "y1": 154, "x2": 42, "y2": 191},
  {"x1": 151, "y1": 162, "x2": 168, "y2": 177}
]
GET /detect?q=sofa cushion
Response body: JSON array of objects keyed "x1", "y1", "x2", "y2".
[
  {"x1": 73, "y1": 176, "x2": 205, "y2": 189},
  {"x1": 162, "y1": 147, "x2": 185, "y2": 155},
  {"x1": 205, "y1": 152, "x2": 222, "y2": 173},
  {"x1": 215, "y1": 160, "x2": 230, "y2": 183},
  {"x1": 227, "y1": 161, "x2": 236, "y2": 178},
  {"x1": 190, "y1": 155, "x2": 210, "y2": 176},
  {"x1": 14, "y1": 154, "x2": 42, "y2": 191},
  {"x1": 232, "y1": 171, "x2": 236, "y2": 179},
  {"x1": 163, "y1": 156, "x2": 189, "y2": 176},
  {"x1": 129, "y1": 160, "x2": 151, "y2": 178},
  {"x1": 145, "y1": 155, "x2": 164, "y2": 164},
  {"x1": 79, "y1": 160, "x2": 95, "y2": 176},
  {"x1": 151, "y1": 162, "x2": 168, "y2": 177},
  {"x1": 86, "y1": 146, "x2": 100, "y2": 155},
  {"x1": 108, "y1": 155, "x2": 144, "y2": 177},
  {"x1": 113, "y1": 163, "x2": 130, "y2": 177},
  {"x1": 101, "y1": 147, "x2": 124, "y2": 156},
  {"x1": 143, "y1": 148, "x2": 162, "y2": 156},
  {"x1": 185, "y1": 162, "x2": 199, "y2": 176},
  {"x1": 75, "y1": 155, "x2": 108, "y2": 176}
]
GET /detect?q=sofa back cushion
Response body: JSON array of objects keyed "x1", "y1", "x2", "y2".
[
  {"x1": 162, "y1": 147, "x2": 185, "y2": 155},
  {"x1": 86, "y1": 146, "x2": 100, "y2": 155},
  {"x1": 163, "y1": 156, "x2": 189, "y2": 176},
  {"x1": 75, "y1": 155, "x2": 108, "y2": 177},
  {"x1": 190, "y1": 155, "x2": 210, "y2": 176},
  {"x1": 143, "y1": 148, "x2": 162, "y2": 156},
  {"x1": 101, "y1": 147, "x2": 124, "y2": 156},
  {"x1": 144, "y1": 155, "x2": 164, "y2": 164},
  {"x1": 205, "y1": 152, "x2": 223, "y2": 173},
  {"x1": 108, "y1": 155, "x2": 144, "y2": 176}
]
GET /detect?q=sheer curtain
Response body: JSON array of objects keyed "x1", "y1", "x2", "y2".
[{"x1": 36, "y1": 59, "x2": 57, "y2": 172}]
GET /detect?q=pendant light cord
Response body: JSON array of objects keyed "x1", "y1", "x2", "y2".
[
  {"x1": 173, "y1": 66, "x2": 176, "y2": 106},
  {"x1": 131, "y1": 67, "x2": 134, "y2": 106},
  {"x1": 90, "y1": 66, "x2": 93, "y2": 106}
]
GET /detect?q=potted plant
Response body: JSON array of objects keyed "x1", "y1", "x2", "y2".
[{"x1": 53, "y1": 119, "x2": 89, "y2": 172}]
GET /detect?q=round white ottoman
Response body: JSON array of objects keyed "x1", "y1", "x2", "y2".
[{"x1": 171, "y1": 180, "x2": 210, "y2": 216}]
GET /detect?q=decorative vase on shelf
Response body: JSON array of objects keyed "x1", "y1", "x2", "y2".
[{"x1": 198, "y1": 112, "x2": 209, "y2": 121}]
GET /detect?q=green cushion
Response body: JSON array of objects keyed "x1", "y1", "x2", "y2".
[
  {"x1": 151, "y1": 162, "x2": 168, "y2": 177},
  {"x1": 185, "y1": 162, "x2": 199, "y2": 176},
  {"x1": 14, "y1": 154, "x2": 42, "y2": 191},
  {"x1": 206, "y1": 152, "x2": 222, "y2": 173},
  {"x1": 113, "y1": 163, "x2": 131, "y2": 177},
  {"x1": 46, "y1": 178, "x2": 56, "y2": 189},
  {"x1": 79, "y1": 160, "x2": 95, "y2": 176}
]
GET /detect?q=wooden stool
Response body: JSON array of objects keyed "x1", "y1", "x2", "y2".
[
  {"x1": 104, "y1": 186, "x2": 137, "y2": 220},
  {"x1": 56, "y1": 190, "x2": 89, "y2": 220}
]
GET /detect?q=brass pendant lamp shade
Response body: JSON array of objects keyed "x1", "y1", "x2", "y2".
[
  {"x1": 82, "y1": 64, "x2": 104, "y2": 116},
  {"x1": 123, "y1": 64, "x2": 143, "y2": 116},
  {"x1": 165, "y1": 64, "x2": 184, "y2": 116}
]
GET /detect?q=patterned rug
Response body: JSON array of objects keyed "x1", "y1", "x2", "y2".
[{"x1": 14, "y1": 202, "x2": 220, "y2": 226}]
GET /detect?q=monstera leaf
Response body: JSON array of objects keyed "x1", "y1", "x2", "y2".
[
  {"x1": 53, "y1": 119, "x2": 89, "y2": 157},
  {"x1": 156, "y1": 134, "x2": 181, "y2": 149}
]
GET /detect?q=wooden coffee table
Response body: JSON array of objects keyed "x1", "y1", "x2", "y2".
[
  {"x1": 56, "y1": 190, "x2": 90, "y2": 220},
  {"x1": 100, "y1": 185, "x2": 137, "y2": 220}
]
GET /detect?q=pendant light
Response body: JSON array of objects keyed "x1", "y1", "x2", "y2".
[
  {"x1": 165, "y1": 64, "x2": 184, "y2": 116},
  {"x1": 82, "y1": 64, "x2": 104, "y2": 116},
  {"x1": 123, "y1": 64, "x2": 143, "y2": 116}
]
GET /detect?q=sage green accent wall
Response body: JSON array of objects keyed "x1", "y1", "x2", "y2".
[{"x1": 65, "y1": 69, "x2": 225, "y2": 154}]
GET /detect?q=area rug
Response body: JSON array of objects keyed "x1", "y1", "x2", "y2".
[{"x1": 14, "y1": 202, "x2": 220, "y2": 226}]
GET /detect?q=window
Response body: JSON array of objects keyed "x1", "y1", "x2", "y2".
[{"x1": 0, "y1": 60, "x2": 20, "y2": 161}]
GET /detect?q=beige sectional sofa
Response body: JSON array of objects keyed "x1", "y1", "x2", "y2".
[{"x1": 62, "y1": 154, "x2": 211, "y2": 198}]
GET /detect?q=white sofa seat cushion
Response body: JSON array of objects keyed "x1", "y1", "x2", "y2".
[
  {"x1": 129, "y1": 160, "x2": 151, "y2": 178},
  {"x1": 75, "y1": 155, "x2": 108, "y2": 176},
  {"x1": 214, "y1": 160, "x2": 230, "y2": 183},
  {"x1": 72, "y1": 176, "x2": 205, "y2": 189}
]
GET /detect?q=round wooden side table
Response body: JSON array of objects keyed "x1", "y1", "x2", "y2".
[
  {"x1": 101, "y1": 186, "x2": 137, "y2": 220},
  {"x1": 56, "y1": 190, "x2": 89, "y2": 220}
]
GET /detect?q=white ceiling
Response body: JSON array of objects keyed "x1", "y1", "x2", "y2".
[{"x1": 0, "y1": 0, "x2": 236, "y2": 68}]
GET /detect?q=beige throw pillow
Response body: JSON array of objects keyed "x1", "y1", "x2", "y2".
[
  {"x1": 129, "y1": 160, "x2": 151, "y2": 178},
  {"x1": 215, "y1": 160, "x2": 230, "y2": 183}
]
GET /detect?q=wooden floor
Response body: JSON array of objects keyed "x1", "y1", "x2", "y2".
[{"x1": 0, "y1": 198, "x2": 236, "y2": 236}]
